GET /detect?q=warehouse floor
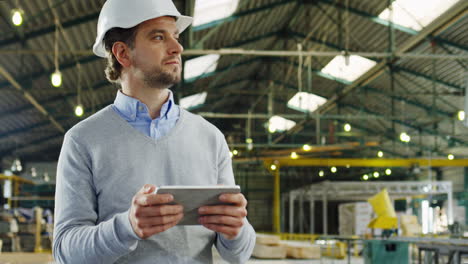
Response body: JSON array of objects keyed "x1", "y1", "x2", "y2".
[{"x1": 0, "y1": 253, "x2": 364, "y2": 264}]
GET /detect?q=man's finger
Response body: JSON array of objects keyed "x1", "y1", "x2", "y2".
[
  {"x1": 198, "y1": 205, "x2": 247, "y2": 218},
  {"x1": 135, "y1": 213, "x2": 184, "y2": 228},
  {"x1": 135, "y1": 204, "x2": 183, "y2": 217},
  {"x1": 219, "y1": 193, "x2": 247, "y2": 207},
  {"x1": 138, "y1": 184, "x2": 157, "y2": 195},
  {"x1": 199, "y1": 215, "x2": 243, "y2": 227},
  {"x1": 135, "y1": 193, "x2": 174, "y2": 206}
]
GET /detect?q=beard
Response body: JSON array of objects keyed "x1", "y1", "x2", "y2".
[{"x1": 136, "y1": 62, "x2": 181, "y2": 89}]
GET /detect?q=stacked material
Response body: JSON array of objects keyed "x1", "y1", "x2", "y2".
[
  {"x1": 281, "y1": 240, "x2": 321, "y2": 259},
  {"x1": 252, "y1": 234, "x2": 286, "y2": 259},
  {"x1": 253, "y1": 234, "x2": 322, "y2": 259},
  {"x1": 400, "y1": 215, "x2": 421, "y2": 237}
]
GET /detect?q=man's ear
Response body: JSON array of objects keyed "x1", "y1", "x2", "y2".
[{"x1": 112, "y1": 42, "x2": 132, "y2": 68}]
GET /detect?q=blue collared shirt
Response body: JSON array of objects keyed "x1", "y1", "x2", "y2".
[{"x1": 112, "y1": 90, "x2": 180, "y2": 140}]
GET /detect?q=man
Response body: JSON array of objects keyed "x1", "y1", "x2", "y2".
[{"x1": 52, "y1": 0, "x2": 256, "y2": 263}]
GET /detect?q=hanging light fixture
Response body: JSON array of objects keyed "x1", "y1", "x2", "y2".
[
  {"x1": 11, "y1": 8, "x2": 24, "y2": 26},
  {"x1": 51, "y1": 19, "x2": 62, "y2": 87},
  {"x1": 344, "y1": 123, "x2": 351, "y2": 132},
  {"x1": 75, "y1": 65, "x2": 84, "y2": 117}
]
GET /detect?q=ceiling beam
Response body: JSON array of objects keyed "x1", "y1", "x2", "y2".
[{"x1": 274, "y1": 1, "x2": 468, "y2": 142}]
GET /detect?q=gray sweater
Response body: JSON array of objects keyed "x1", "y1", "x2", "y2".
[{"x1": 53, "y1": 106, "x2": 256, "y2": 263}]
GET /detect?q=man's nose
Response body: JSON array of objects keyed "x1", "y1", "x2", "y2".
[{"x1": 168, "y1": 37, "x2": 183, "y2": 55}]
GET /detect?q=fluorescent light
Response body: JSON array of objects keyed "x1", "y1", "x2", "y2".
[
  {"x1": 422, "y1": 200, "x2": 429, "y2": 234},
  {"x1": 378, "y1": 0, "x2": 459, "y2": 31},
  {"x1": 184, "y1": 54, "x2": 220, "y2": 81},
  {"x1": 458, "y1": 110, "x2": 465, "y2": 121},
  {"x1": 268, "y1": 115, "x2": 296, "y2": 133},
  {"x1": 287, "y1": 92, "x2": 327, "y2": 113},
  {"x1": 319, "y1": 170, "x2": 324, "y2": 177},
  {"x1": 321, "y1": 55, "x2": 377, "y2": 82},
  {"x1": 179, "y1": 91, "x2": 207, "y2": 110},
  {"x1": 193, "y1": 0, "x2": 239, "y2": 26}
]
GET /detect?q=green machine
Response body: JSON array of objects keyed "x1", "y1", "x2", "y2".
[{"x1": 364, "y1": 240, "x2": 409, "y2": 264}]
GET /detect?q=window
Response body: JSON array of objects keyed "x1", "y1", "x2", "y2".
[
  {"x1": 287, "y1": 92, "x2": 327, "y2": 113},
  {"x1": 179, "y1": 92, "x2": 208, "y2": 110},
  {"x1": 378, "y1": 0, "x2": 459, "y2": 31},
  {"x1": 184, "y1": 54, "x2": 220, "y2": 81},
  {"x1": 193, "y1": 0, "x2": 239, "y2": 26},
  {"x1": 268, "y1": 115, "x2": 296, "y2": 133},
  {"x1": 321, "y1": 55, "x2": 377, "y2": 83}
]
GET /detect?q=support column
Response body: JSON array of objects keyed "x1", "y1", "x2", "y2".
[
  {"x1": 289, "y1": 192, "x2": 294, "y2": 233},
  {"x1": 323, "y1": 192, "x2": 328, "y2": 235},
  {"x1": 273, "y1": 166, "x2": 280, "y2": 233},
  {"x1": 310, "y1": 196, "x2": 315, "y2": 234},
  {"x1": 299, "y1": 193, "x2": 304, "y2": 233}
]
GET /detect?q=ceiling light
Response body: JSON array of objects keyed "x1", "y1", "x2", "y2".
[
  {"x1": 74, "y1": 104, "x2": 84, "y2": 117},
  {"x1": 363, "y1": 174, "x2": 369, "y2": 180},
  {"x1": 319, "y1": 170, "x2": 324, "y2": 177},
  {"x1": 290, "y1": 152, "x2": 298, "y2": 159},
  {"x1": 51, "y1": 70, "x2": 62, "y2": 87},
  {"x1": 458, "y1": 111, "x2": 465, "y2": 121},
  {"x1": 11, "y1": 9, "x2": 24, "y2": 26},
  {"x1": 400, "y1": 132, "x2": 411, "y2": 142},
  {"x1": 302, "y1": 144, "x2": 311, "y2": 151},
  {"x1": 385, "y1": 169, "x2": 392, "y2": 175},
  {"x1": 373, "y1": 172, "x2": 380, "y2": 178},
  {"x1": 344, "y1": 123, "x2": 351, "y2": 132},
  {"x1": 377, "y1": 151, "x2": 383, "y2": 158},
  {"x1": 331, "y1": 166, "x2": 337, "y2": 173},
  {"x1": 270, "y1": 164, "x2": 277, "y2": 171},
  {"x1": 232, "y1": 149, "x2": 238, "y2": 155},
  {"x1": 448, "y1": 154, "x2": 454, "y2": 160}
]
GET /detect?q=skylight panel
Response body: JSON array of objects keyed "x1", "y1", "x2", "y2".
[
  {"x1": 321, "y1": 55, "x2": 377, "y2": 83},
  {"x1": 179, "y1": 92, "x2": 208, "y2": 110},
  {"x1": 193, "y1": 0, "x2": 239, "y2": 26},
  {"x1": 287, "y1": 92, "x2": 327, "y2": 113},
  {"x1": 268, "y1": 115, "x2": 296, "y2": 133},
  {"x1": 378, "y1": 0, "x2": 459, "y2": 31},
  {"x1": 184, "y1": 54, "x2": 220, "y2": 81}
]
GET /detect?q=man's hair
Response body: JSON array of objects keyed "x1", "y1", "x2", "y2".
[{"x1": 103, "y1": 26, "x2": 139, "y2": 83}]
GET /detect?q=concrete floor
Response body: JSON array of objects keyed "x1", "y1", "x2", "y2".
[{"x1": 0, "y1": 253, "x2": 364, "y2": 264}]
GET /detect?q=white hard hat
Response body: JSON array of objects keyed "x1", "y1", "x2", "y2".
[{"x1": 93, "y1": 0, "x2": 193, "y2": 58}]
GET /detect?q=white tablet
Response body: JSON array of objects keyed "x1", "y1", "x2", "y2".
[{"x1": 154, "y1": 185, "x2": 241, "y2": 225}]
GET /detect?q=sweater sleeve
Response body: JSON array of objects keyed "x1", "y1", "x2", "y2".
[
  {"x1": 53, "y1": 133, "x2": 139, "y2": 264},
  {"x1": 215, "y1": 132, "x2": 256, "y2": 263}
]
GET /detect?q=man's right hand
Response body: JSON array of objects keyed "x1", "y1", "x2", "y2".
[{"x1": 129, "y1": 184, "x2": 184, "y2": 239}]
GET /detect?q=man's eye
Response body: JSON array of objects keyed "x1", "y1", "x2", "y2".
[{"x1": 154, "y1": 35, "x2": 164, "y2": 40}]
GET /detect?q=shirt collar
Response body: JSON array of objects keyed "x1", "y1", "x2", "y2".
[{"x1": 113, "y1": 90, "x2": 175, "y2": 121}]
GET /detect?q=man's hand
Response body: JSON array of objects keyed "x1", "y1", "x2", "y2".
[
  {"x1": 198, "y1": 193, "x2": 248, "y2": 240},
  {"x1": 129, "y1": 184, "x2": 184, "y2": 239}
]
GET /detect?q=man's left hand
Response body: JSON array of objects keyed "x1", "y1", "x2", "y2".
[{"x1": 198, "y1": 193, "x2": 247, "y2": 240}]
